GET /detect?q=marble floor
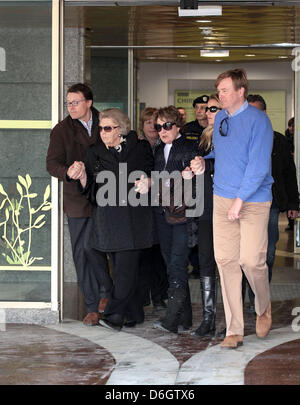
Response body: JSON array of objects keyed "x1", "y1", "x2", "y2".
[{"x1": 1, "y1": 214, "x2": 300, "y2": 386}]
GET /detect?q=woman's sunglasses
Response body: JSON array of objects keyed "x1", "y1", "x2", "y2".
[
  {"x1": 205, "y1": 106, "x2": 222, "y2": 113},
  {"x1": 99, "y1": 125, "x2": 120, "y2": 132},
  {"x1": 154, "y1": 122, "x2": 176, "y2": 132}
]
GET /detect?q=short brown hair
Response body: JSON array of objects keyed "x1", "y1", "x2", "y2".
[
  {"x1": 139, "y1": 107, "x2": 157, "y2": 132},
  {"x1": 154, "y1": 105, "x2": 184, "y2": 128},
  {"x1": 67, "y1": 83, "x2": 93, "y2": 102},
  {"x1": 215, "y1": 68, "x2": 248, "y2": 98}
]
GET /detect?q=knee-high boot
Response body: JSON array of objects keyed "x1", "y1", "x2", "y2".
[
  {"x1": 192, "y1": 276, "x2": 217, "y2": 337},
  {"x1": 178, "y1": 283, "x2": 193, "y2": 330},
  {"x1": 153, "y1": 286, "x2": 187, "y2": 333}
]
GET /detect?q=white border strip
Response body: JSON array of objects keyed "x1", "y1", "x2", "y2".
[
  {"x1": 177, "y1": 326, "x2": 300, "y2": 385},
  {"x1": 50, "y1": 0, "x2": 60, "y2": 312},
  {"x1": 47, "y1": 321, "x2": 179, "y2": 385},
  {"x1": 0, "y1": 302, "x2": 51, "y2": 309}
]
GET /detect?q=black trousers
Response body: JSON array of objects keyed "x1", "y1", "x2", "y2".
[
  {"x1": 68, "y1": 217, "x2": 112, "y2": 313},
  {"x1": 198, "y1": 219, "x2": 216, "y2": 278},
  {"x1": 139, "y1": 244, "x2": 168, "y2": 304},
  {"x1": 104, "y1": 249, "x2": 144, "y2": 326}
]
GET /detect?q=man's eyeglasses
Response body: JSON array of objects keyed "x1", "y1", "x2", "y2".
[
  {"x1": 64, "y1": 99, "x2": 86, "y2": 107},
  {"x1": 219, "y1": 117, "x2": 229, "y2": 137},
  {"x1": 99, "y1": 125, "x2": 120, "y2": 133},
  {"x1": 206, "y1": 106, "x2": 222, "y2": 113},
  {"x1": 154, "y1": 122, "x2": 176, "y2": 132}
]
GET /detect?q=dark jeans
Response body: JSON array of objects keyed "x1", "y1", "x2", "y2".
[
  {"x1": 68, "y1": 217, "x2": 112, "y2": 313},
  {"x1": 155, "y1": 212, "x2": 190, "y2": 289},
  {"x1": 198, "y1": 219, "x2": 216, "y2": 278},
  {"x1": 246, "y1": 203, "x2": 279, "y2": 303},
  {"x1": 104, "y1": 249, "x2": 144, "y2": 326}
]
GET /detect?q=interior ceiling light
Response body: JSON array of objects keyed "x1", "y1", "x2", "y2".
[
  {"x1": 245, "y1": 54, "x2": 256, "y2": 57},
  {"x1": 201, "y1": 49, "x2": 229, "y2": 57},
  {"x1": 196, "y1": 20, "x2": 212, "y2": 23},
  {"x1": 178, "y1": 6, "x2": 222, "y2": 17},
  {"x1": 278, "y1": 56, "x2": 288, "y2": 59},
  {"x1": 200, "y1": 28, "x2": 213, "y2": 36},
  {"x1": 177, "y1": 54, "x2": 188, "y2": 58}
]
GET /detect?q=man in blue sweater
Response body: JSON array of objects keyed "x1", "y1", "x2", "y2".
[{"x1": 191, "y1": 69, "x2": 274, "y2": 348}]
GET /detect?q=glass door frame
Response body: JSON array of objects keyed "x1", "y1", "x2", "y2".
[{"x1": 0, "y1": 0, "x2": 61, "y2": 313}]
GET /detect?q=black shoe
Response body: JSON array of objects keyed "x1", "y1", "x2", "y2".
[
  {"x1": 99, "y1": 318, "x2": 122, "y2": 331},
  {"x1": 123, "y1": 320, "x2": 137, "y2": 328},
  {"x1": 191, "y1": 319, "x2": 215, "y2": 337},
  {"x1": 153, "y1": 320, "x2": 177, "y2": 333}
]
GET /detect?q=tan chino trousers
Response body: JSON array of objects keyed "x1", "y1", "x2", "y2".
[{"x1": 213, "y1": 194, "x2": 271, "y2": 336}]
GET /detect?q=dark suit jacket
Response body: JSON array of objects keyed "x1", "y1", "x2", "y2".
[
  {"x1": 46, "y1": 107, "x2": 100, "y2": 217},
  {"x1": 272, "y1": 131, "x2": 299, "y2": 212}
]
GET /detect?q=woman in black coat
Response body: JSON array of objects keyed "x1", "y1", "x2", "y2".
[
  {"x1": 152, "y1": 106, "x2": 198, "y2": 334},
  {"x1": 68, "y1": 108, "x2": 154, "y2": 331},
  {"x1": 190, "y1": 94, "x2": 221, "y2": 338}
]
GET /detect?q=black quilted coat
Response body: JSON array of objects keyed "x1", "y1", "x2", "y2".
[{"x1": 82, "y1": 131, "x2": 154, "y2": 252}]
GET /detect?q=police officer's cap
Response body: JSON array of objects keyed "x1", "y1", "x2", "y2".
[{"x1": 193, "y1": 95, "x2": 209, "y2": 108}]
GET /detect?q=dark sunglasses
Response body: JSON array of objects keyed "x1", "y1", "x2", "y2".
[
  {"x1": 154, "y1": 122, "x2": 176, "y2": 132},
  {"x1": 206, "y1": 106, "x2": 222, "y2": 113},
  {"x1": 219, "y1": 117, "x2": 229, "y2": 137},
  {"x1": 99, "y1": 125, "x2": 120, "y2": 132}
]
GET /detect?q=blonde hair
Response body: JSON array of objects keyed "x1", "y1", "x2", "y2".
[
  {"x1": 99, "y1": 108, "x2": 131, "y2": 135},
  {"x1": 199, "y1": 93, "x2": 221, "y2": 152}
]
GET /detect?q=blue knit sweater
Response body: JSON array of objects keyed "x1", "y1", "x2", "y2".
[{"x1": 207, "y1": 102, "x2": 273, "y2": 202}]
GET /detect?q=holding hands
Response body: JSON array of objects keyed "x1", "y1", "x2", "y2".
[
  {"x1": 135, "y1": 175, "x2": 151, "y2": 194},
  {"x1": 67, "y1": 161, "x2": 87, "y2": 187},
  {"x1": 190, "y1": 156, "x2": 205, "y2": 175}
]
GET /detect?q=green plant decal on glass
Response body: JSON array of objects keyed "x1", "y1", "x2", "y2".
[{"x1": 0, "y1": 174, "x2": 51, "y2": 266}]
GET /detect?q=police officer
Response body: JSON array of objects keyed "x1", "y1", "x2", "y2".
[{"x1": 182, "y1": 95, "x2": 209, "y2": 143}]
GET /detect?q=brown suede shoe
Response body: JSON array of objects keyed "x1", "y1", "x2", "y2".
[
  {"x1": 256, "y1": 302, "x2": 272, "y2": 338},
  {"x1": 83, "y1": 312, "x2": 100, "y2": 326},
  {"x1": 98, "y1": 298, "x2": 109, "y2": 313},
  {"x1": 220, "y1": 335, "x2": 243, "y2": 349}
]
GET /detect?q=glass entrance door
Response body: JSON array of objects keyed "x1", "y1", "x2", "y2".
[{"x1": 0, "y1": 0, "x2": 60, "y2": 322}]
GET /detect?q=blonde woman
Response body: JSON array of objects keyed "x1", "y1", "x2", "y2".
[{"x1": 191, "y1": 94, "x2": 222, "y2": 337}]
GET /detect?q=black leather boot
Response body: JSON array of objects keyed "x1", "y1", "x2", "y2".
[
  {"x1": 178, "y1": 284, "x2": 193, "y2": 331},
  {"x1": 192, "y1": 276, "x2": 216, "y2": 337},
  {"x1": 153, "y1": 286, "x2": 187, "y2": 333}
]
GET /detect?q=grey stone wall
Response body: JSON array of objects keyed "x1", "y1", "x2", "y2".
[{"x1": 62, "y1": 28, "x2": 87, "y2": 283}]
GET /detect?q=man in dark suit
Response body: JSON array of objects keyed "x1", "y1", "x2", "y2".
[{"x1": 46, "y1": 83, "x2": 112, "y2": 325}]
